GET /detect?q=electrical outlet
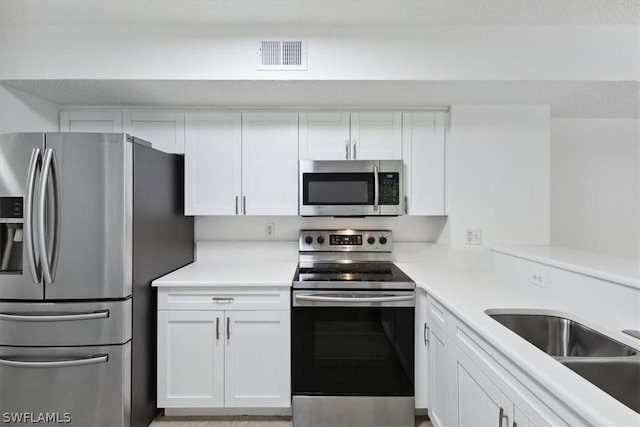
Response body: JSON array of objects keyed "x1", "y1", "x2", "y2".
[
  {"x1": 265, "y1": 222, "x2": 275, "y2": 239},
  {"x1": 465, "y1": 229, "x2": 474, "y2": 244},
  {"x1": 465, "y1": 228, "x2": 482, "y2": 245},
  {"x1": 530, "y1": 272, "x2": 546, "y2": 287},
  {"x1": 472, "y1": 228, "x2": 482, "y2": 245}
]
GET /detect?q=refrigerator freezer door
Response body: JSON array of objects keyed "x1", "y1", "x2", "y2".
[
  {"x1": 0, "y1": 342, "x2": 131, "y2": 426},
  {"x1": 0, "y1": 133, "x2": 45, "y2": 300},
  {"x1": 0, "y1": 299, "x2": 131, "y2": 346},
  {"x1": 43, "y1": 133, "x2": 132, "y2": 300}
]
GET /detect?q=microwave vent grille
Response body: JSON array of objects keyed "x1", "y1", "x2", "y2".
[{"x1": 257, "y1": 39, "x2": 307, "y2": 70}]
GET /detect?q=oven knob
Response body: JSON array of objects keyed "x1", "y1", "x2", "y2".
[
  {"x1": 317, "y1": 236, "x2": 325, "y2": 244},
  {"x1": 305, "y1": 235, "x2": 313, "y2": 245},
  {"x1": 379, "y1": 236, "x2": 388, "y2": 245},
  {"x1": 367, "y1": 236, "x2": 375, "y2": 245}
]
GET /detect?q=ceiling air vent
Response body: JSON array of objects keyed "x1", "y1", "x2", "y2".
[{"x1": 257, "y1": 39, "x2": 307, "y2": 71}]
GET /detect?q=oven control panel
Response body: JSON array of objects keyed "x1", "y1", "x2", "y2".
[{"x1": 300, "y1": 229, "x2": 392, "y2": 252}]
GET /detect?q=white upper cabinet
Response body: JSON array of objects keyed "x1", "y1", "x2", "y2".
[
  {"x1": 185, "y1": 112, "x2": 298, "y2": 216},
  {"x1": 299, "y1": 112, "x2": 350, "y2": 160},
  {"x1": 123, "y1": 111, "x2": 185, "y2": 153},
  {"x1": 351, "y1": 112, "x2": 402, "y2": 160},
  {"x1": 241, "y1": 112, "x2": 299, "y2": 215},
  {"x1": 60, "y1": 111, "x2": 123, "y2": 133},
  {"x1": 299, "y1": 112, "x2": 402, "y2": 160},
  {"x1": 402, "y1": 112, "x2": 446, "y2": 215},
  {"x1": 184, "y1": 112, "x2": 242, "y2": 216}
]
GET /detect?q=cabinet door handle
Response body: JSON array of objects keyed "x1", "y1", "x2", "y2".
[
  {"x1": 345, "y1": 140, "x2": 349, "y2": 160},
  {"x1": 235, "y1": 196, "x2": 239, "y2": 215},
  {"x1": 243, "y1": 196, "x2": 246, "y2": 215},
  {"x1": 498, "y1": 407, "x2": 508, "y2": 427},
  {"x1": 227, "y1": 317, "x2": 230, "y2": 340},
  {"x1": 404, "y1": 196, "x2": 408, "y2": 214},
  {"x1": 424, "y1": 323, "x2": 429, "y2": 347},
  {"x1": 352, "y1": 140, "x2": 357, "y2": 159},
  {"x1": 216, "y1": 317, "x2": 220, "y2": 340},
  {"x1": 512, "y1": 422, "x2": 517, "y2": 427}
]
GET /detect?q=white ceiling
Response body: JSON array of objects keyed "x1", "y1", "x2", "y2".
[
  {"x1": 1, "y1": 0, "x2": 638, "y2": 26},
  {"x1": 3, "y1": 79, "x2": 638, "y2": 118}
]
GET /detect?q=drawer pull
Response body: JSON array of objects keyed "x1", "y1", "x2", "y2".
[
  {"x1": 211, "y1": 297, "x2": 234, "y2": 304},
  {"x1": 0, "y1": 310, "x2": 109, "y2": 322}
]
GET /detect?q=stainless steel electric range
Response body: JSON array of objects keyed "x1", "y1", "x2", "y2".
[{"x1": 292, "y1": 229, "x2": 416, "y2": 427}]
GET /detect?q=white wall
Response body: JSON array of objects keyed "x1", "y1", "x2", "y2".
[
  {"x1": 447, "y1": 105, "x2": 550, "y2": 248},
  {"x1": 551, "y1": 119, "x2": 640, "y2": 260},
  {"x1": 195, "y1": 215, "x2": 447, "y2": 243},
  {"x1": 1, "y1": 24, "x2": 636, "y2": 81},
  {"x1": 0, "y1": 84, "x2": 59, "y2": 133}
]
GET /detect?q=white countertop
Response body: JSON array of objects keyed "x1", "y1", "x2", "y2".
[
  {"x1": 152, "y1": 260, "x2": 298, "y2": 287},
  {"x1": 397, "y1": 262, "x2": 640, "y2": 427},
  {"x1": 492, "y1": 245, "x2": 640, "y2": 289}
]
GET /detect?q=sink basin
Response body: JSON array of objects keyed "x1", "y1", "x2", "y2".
[
  {"x1": 486, "y1": 311, "x2": 640, "y2": 414},
  {"x1": 560, "y1": 359, "x2": 640, "y2": 413},
  {"x1": 488, "y1": 313, "x2": 637, "y2": 357}
]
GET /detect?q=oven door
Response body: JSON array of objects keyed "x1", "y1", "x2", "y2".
[
  {"x1": 292, "y1": 290, "x2": 415, "y2": 397},
  {"x1": 299, "y1": 160, "x2": 403, "y2": 216}
]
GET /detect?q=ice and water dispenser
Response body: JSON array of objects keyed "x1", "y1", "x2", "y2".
[{"x1": 0, "y1": 197, "x2": 23, "y2": 273}]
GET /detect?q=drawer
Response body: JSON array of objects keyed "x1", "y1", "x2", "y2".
[
  {"x1": 0, "y1": 300, "x2": 131, "y2": 346},
  {"x1": 158, "y1": 287, "x2": 290, "y2": 311},
  {"x1": 426, "y1": 295, "x2": 449, "y2": 332}
]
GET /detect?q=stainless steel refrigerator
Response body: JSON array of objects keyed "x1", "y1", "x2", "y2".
[{"x1": 0, "y1": 133, "x2": 194, "y2": 426}]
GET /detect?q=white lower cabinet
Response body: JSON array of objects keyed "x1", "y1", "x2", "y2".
[
  {"x1": 414, "y1": 288, "x2": 429, "y2": 409},
  {"x1": 428, "y1": 323, "x2": 456, "y2": 427},
  {"x1": 158, "y1": 310, "x2": 225, "y2": 408},
  {"x1": 426, "y1": 294, "x2": 572, "y2": 427},
  {"x1": 157, "y1": 288, "x2": 291, "y2": 409}
]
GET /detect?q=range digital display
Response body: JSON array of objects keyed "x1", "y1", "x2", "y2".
[{"x1": 330, "y1": 234, "x2": 362, "y2": 245}]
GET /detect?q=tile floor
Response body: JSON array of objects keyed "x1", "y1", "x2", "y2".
[{"x1": 150, "y1": 415, "x2": 433, "y2": 427}]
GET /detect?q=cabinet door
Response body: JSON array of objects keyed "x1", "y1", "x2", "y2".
[
  {"x1": 429, "y1": 325, "x2": 456, "y2": 427},
  {"x1": 350, "y1": 112, "x2": 402, "y2": 160},
  {"x1": 184, "y1": 112, "x2": 242, "y2": 215},
  {"x1": 455, "y1": 345, "x2": 514, "y2": 427},
  {"x1": 241, "y1": 112, "x2": 299, "y2": 215},
  {"x1": 415, "y1": 288, "x2": 429, "y2": 409},
  {"x1": 299, "y1": 112, "x2": 350, "y2": 160},
  {"x1": 157, "y1": 310, "x2": 225, "y2": 408},
  {"x1": 60, "y1": 111, "x2": 122, "y2": 133},
  {"x1": 402, "y1": 112, "x2": 446, "y2": 215},
  {"x1": 123, "y1": 111, "x2": 185, "y2": 153},
  {"x1": 224, "y1": 311, "x2": 291, "y2": 408}
]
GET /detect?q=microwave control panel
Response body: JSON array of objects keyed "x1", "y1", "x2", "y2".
[{"x1": 379, "y1": 173, "x2": 400, "y2": 205}]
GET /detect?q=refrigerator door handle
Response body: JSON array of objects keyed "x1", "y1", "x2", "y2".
[
  {"x1": 38, "y1": 148, "x2": 61, "y2": 284},
  {"x1": 24, "y1": 148, "x2": 42, "y2": 283},
  {"x1": 0, "y1": 310, "x2": 109, "y2": 322},
  {"x1": 0, "y1": 354, "x2": 108, "y2": 368}
]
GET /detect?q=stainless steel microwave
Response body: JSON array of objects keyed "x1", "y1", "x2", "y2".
[{"x1": 299, "y1": 160, "x2": 404, "y2": 216}]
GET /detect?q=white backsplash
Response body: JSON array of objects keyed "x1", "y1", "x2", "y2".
[{"x1": 195, "y1": 215, "x2": 448, "y2": 243}]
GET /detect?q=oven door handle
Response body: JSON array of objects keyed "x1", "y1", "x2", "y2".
[{"x1": 295, "y1": 295, "x2": 414, "y2": 304}]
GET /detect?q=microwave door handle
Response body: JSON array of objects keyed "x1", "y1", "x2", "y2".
[{"x1": 373, "y1": 165, "x2": 379, "y2": 211}]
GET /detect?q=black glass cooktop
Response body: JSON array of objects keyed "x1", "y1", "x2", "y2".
[{"x1": 294, "y1": 262, "x2": 414, "y2": 288}]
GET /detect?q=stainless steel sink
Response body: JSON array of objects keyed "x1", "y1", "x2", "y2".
[
  {"x1": 488, "y1": 313, "x2": 637, "y2": 357},
  {"x1": 486, "y1": 310, "x2": 640, "y2": 414},
  {"x1": 560, "y1": 359, "x2": 640, "y2": 413}
]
